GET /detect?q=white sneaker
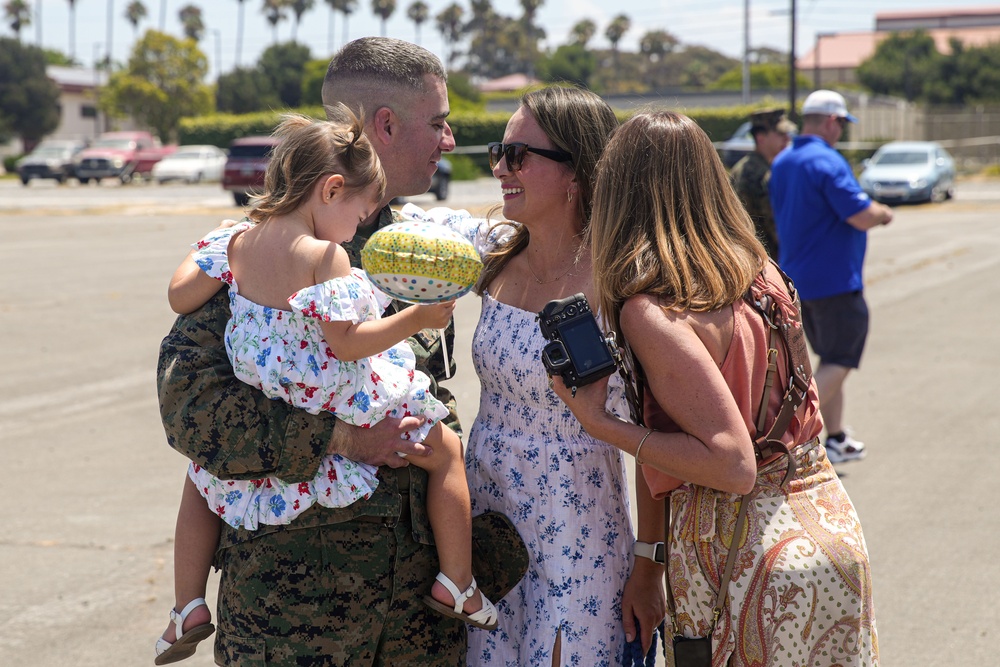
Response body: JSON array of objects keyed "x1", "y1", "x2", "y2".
[{"x1": 825, "y1": 433, "x2": 866, "y2": 463}]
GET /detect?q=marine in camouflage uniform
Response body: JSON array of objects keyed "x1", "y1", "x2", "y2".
[
  {"x1": 731, "y1": 150, "x2": 779, "y2": 259},
  {"x1": 157, "y1": 206, "x2": 466, "y2": 665},
  {"x1": 730, "y1": 108, "x2": 796, "y2": 260}
]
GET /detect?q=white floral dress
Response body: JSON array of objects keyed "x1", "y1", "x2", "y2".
[
  {"x1": 187, "y1": 222, "x2": 448, "y2": 530},
  {"x1": 402, "y1": 204, "x2": 637, "y2": 666}
]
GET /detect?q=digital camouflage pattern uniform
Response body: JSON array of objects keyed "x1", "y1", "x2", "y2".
[
  {"x1": 157, "y1": 207, "x2": 465, "y2": 666},
  {"x1": 731, "y1": 150, "x2": 780, "y2": 260}
]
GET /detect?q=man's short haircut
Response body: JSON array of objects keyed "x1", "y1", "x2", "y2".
[{"x1": 322, "y1": 37, "x2": 446, "y2": 121}]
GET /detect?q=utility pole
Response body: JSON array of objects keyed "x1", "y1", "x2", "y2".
[
  {"x1": 106, "y1": 0, "x2": 114, "y2": 67},
  {"x1": 742, "y1": 0, "x2": 751, "y2": 105},
  {"x1": 789, "y1": 0, "x2": 797, "y2": 121}
]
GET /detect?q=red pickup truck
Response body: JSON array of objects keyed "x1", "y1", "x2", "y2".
[{"x1": 74, "y1": 131, "x2": 176, "y2": 184}]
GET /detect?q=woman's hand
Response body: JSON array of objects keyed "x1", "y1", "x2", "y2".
[
  {"x1": 549, "y1": 373, "x2": 613, "y2": 435},
  {"x1": 622, "y1": 557, "x2": 668, "y2": 653}
]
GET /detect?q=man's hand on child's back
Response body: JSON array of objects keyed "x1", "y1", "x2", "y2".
[{"x1": 328, "y1": 416, "x2": 432, "y2": 467}]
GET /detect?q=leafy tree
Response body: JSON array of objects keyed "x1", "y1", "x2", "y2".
[
  {"x1": 709, "y1": 62, "x2": 810, "y2": 92},
  {"x1": 300, "y1": 57, "x2": 328, "y2": 105},
  {"x1": 570, "y1": 19, "x2": 595, "y2": 47},
  {"x1": 125, "y1": 1, "x2": 148, "y2": 38},
  {"x1": 639, "y1": 30, "x2": 679, "y2": 62},
  {"x1": 100, "y1": 30, "x2": 213, "y2": 141},
  {"x1": 0, "y1": 37, "x2": 60, "y2": 144},
  {"x1": 288, "y1": 0, "x2": 315, "y2": 42},
  {"x1": 371, "y1": 0, "x2": 396, "y2": 38},
  {"x1": 435, "y1": 2, "x2": 463, "y2": 68},
  {"x1": 178, "y1": 4, "x2": 205, "y2": 41},
  {"x1": 42, "y1": 48, "x2": 75, "y2": 65},
  {"x1": 216, "y1": 65, "x2": 280, "y2": 112},
  {"x1": 4, "y1": 0, "x2": 31, "y2": 40},
  {"x1": 857, "y1": 30, "x2": 941, "y2": 102},
  {"x1": 258, "y1": 40, "x2": 312, "y2": 107},
  {"x1": 406, "y1": 1, "x2": 428, "y2": 45},
  {"x1": 750, "y1": 46, "x2": 785, "y2": 65},
  {"x1": 939, "y1": 41, "x2": 1000, "y2": 104},
  {"x1": 536, "y1": 43, "x2": 595, "y2": 88},
  {"x1": 262, "y1": 0, "x2": 289, "y2": 43}
]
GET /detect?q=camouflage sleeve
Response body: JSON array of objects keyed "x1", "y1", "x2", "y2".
[
  {"x1": 401, "y1": 311, "x2": 463, "y2": 440},
  {"x1": 156, "y1": 289, "x2": 337, "y2": 483}
]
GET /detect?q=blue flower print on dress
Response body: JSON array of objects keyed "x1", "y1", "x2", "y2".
[
  {"x1": 351, "y1": 390, "x2": 371, "y2": 413},
  {"x1": 224, "y1": 489, "x2": 243, "y2": 505},
  {"x1": 268, "y1": 495, "x2": 286, "y2": 518},
  {"x1": 256, "y1": 346, "x2": 271, "y2": 367}
]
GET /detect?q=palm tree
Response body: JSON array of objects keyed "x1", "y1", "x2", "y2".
[
  {"x1": 570, "y1": 18, "x2": 595, "y2": 47},
  {"x1": 65, "y1": 0, "x2": 77, "y2": 58},
  {"x1": 262, "y1": 0, "x2": 288, "y2": 43},
  {"x1": 405, "y1": 1, "x2": 427, "y2": 45},
  {"x1": 125, "y1": 0, "x2": 147, "y2": 38},
  {"x1": 371, "y1": 0, "x2": 395, "y2": 38},
  {"x1": 435, "y1": 2, "x2": 462, "y2": 69},
  {"x1": 323, "y1": 0, "x2": 337, "y2": 52},
  {"x1": 178, "y1": 3, "x2": 204, "y2": 41},
  {"x1": 233, "y1": 0, "x2": 246, "y2": 65},
  {"x1": 288, "y1": 0, "x2": 314, "y2": 42},
  {"x1": 332, "y1": 0, "x2": 356, "y2": 46},
  {"x1": 605, "y1": 14, "x2": 630, "y2": 58},
  {"x1": 4, "y1": 0, "x2": 31, "y2": 41}
]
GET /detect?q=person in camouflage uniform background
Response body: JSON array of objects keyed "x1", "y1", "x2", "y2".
[
  {"x1": 729, "y1": 108, "x2": 796, "y2": 260},
  {"x1": 157, "y1": 37, "x2": 483, "y2": 666}
]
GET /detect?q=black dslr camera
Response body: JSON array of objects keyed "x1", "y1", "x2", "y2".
[{"x1": 538, "y1": 293, "x2": 618, "y2": 395}]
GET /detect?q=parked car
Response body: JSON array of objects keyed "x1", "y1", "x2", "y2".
[
  {"x1": 717, "y1": 121, "x2": 755, "y2": 168},
  {"x1": 15, "y1": 139, "x2": 86, "y2": 185},
  {"x1": 74, "y1": 131, "x2": 175, "y2": 184},
  {"x1": 221, "y1": 136, "x2": 280, "y2": 206},
  {"x1": 152, "y1": 144, "x2": 228, "y2": 184},
  {"x1": 859, "y1": 141, "x2": 956, "y2": 204}
]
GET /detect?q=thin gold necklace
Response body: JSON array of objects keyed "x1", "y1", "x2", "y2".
[{"x1": 526, "y1": 254, "x2": 576, "y2": 284}]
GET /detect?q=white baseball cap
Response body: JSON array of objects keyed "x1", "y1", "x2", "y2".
[{"x1": 801, "y1": 90, "x2": 858, "y2": 124}]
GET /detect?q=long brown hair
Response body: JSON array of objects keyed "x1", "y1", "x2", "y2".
[
  {"x1": 589, "y1": 111, "x2": 766, "y2": 337},
  {"x1": 247, "y1": 104, "x2": 385, "y2": 222},
  {"x1": 475, "y1": 86, "x2": 618, "y2": 294}
]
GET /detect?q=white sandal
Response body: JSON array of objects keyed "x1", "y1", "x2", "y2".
[
  {"x1": 153, "y1": 597, "x2": 215, "y2": 665},
  {"x1": 423, "y1": 572, "x2": 499, "y2": 631}
]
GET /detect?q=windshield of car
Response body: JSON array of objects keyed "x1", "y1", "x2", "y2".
[
  {"x1": 872, "y1": 151, "x2": 930, "y2": 166},
  {"x1": 228, "y1": 144, "x2": 275, "y2": 158},
  {"x1": 93, "y1": 139, "x2": 137, "y2": 150},
  {"x1": 30, "y1": 147, "x2": 69, "y2": 158}
]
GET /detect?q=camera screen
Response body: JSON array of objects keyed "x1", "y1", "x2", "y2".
[{"x1": 560, "y1": 316, "x2": 614, "y2": 371}]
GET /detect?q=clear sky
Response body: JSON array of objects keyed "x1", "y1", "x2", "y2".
[{"x1": 14, "y1": 0, "x2": 992, "y2": 77}]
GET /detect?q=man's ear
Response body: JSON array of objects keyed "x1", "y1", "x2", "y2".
[
  {"x1": 321, "y1": 174, "x2": 346, "y2": 202},
  {"x1": 371, "y1": 107, "x2": 395, "y2": 145}
]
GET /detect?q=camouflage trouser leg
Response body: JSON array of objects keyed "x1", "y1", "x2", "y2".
[{"x1": 213, "y1": 516, "x2": 466, "y2": 666}]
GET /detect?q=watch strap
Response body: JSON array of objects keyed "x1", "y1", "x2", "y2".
[{"x1": 633, "y1": 540, "x2": 665, "y2": 564}]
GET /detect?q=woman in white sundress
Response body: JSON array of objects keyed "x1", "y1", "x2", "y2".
[{"x1": 405, "y1": 86, "x2": 667, "y2": 667}]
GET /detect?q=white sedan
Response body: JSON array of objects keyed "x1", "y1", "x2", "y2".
[{"x1": 151, "y1": 145, "x2": 228, "y2": 184}]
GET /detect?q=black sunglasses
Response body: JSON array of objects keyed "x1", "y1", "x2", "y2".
[{"x1": 487, "y1": 142, "x2": 572, "y2": 171}]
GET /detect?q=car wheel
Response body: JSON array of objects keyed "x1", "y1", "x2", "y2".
[
  {"x1": 191, "y1": 172, "x2": 203, "y2": 184},
  {"x1": 434, "y1": 177, "x2": 449, "y2": 201},
  {"x1": 55, "y1": 174, "x2": 66, "y2": 184},
  {"x1": 120, "y1": 172, "x2": 133, "y2": 185},
  {"x1": 20, "y1": 176, "x2": 29, "y2": 185},
  {"x1": 79, "y1": 177, "x2": 90, "y2": 185},
  {"x1": 233, "y1": 192, "x2": 250, "y2": 207}
]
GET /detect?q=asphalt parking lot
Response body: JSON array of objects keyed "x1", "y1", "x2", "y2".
[{"x1": 1, "y1": 177, "x2": 998, "y2": 666}]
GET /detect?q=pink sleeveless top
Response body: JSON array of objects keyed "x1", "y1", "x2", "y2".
[{"x1": 642, "y1": 266, "x2": 824, "y2": 498}]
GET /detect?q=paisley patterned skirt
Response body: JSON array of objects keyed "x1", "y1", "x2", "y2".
[{"x1": 666, "y1": 438, "x2": 879, "y2": 667}]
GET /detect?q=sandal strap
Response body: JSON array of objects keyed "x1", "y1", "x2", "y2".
[
  {"x1": 466, "y1": 594, "x2": 499, "y2": 627},
  {"x1": 169, "y1": 597, "x2": 208, "y2": 641},
  {"x1": 433, "y1": 572, "x2": 477, "y2": 615}
]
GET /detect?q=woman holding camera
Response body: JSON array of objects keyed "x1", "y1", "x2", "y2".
[
  {"x1": 407, "y1": 86, "x2": 665, "y2": 666},
  {"x1": 551, "y1": 111, "x2": 879, "y2": 667}
]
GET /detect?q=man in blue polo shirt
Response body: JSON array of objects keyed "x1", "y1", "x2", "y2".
[{"x1": 770, "y1": 90, "x2": 894, "y2": 464}]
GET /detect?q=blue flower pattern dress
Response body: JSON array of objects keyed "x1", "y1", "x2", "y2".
[
  {"x1": 402, "y1": 204, "x2": 636, "y2": 666},
  {"x1": 187, "y1": 221, "x2": 448, "y2": 530}
]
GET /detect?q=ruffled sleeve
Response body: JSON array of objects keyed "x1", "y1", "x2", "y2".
[
  {"x1": 191, "y1": 221, "x2": 253, "y2": 285},
  {"x1": 399, "y1": 202, "x2": 516, "y2": 258},
  {"x1": 287, "y1": 268, "x2": 374, "y2": 324}
]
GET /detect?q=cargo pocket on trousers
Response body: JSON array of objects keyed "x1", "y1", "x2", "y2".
[{"x1": 215, "y1": 629, "x2": 266, "y2": 666}]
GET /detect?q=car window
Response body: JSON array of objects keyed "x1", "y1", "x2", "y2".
[
  {"x1": 873, "y1": 151, "x2": 930, "y2": 166},
  {"x1": 228, "y1": 144, "x2": 275, "y2": 158}
]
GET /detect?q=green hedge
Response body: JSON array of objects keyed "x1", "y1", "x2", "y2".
[{"x1": 177, "y1": 102, "x2": 783, "y2": 180}]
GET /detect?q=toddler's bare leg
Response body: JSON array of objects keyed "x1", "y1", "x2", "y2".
[
  {"x1": 161, "y1": 475, "x2": 217, "y2": 643},
  {"x1": 408, "y1": 423, "x2": 483, "y2": 615}
]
